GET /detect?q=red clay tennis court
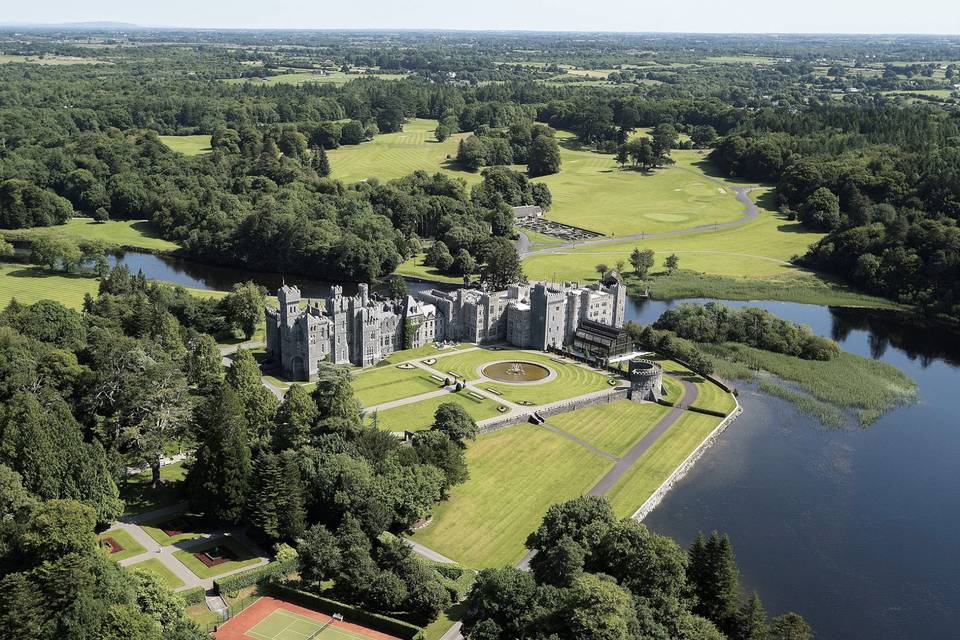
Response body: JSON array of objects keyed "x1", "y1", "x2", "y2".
[{"x1": 214, "y1": 596, "x2": 403, "y2": 640}]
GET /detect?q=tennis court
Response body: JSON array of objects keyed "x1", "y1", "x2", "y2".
[
  {"x1": 215, "y1": 597, "x2": 402, "y2": 640},
  {"x1": 246, "y1": 609, "x2": 364, "y2": 640}
]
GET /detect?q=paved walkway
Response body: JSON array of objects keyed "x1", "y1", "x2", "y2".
[
  {"x1": 404, "y1": 538, "x2": 457, "y2": 564},
  {"x1": 107, "y1": 504, "x2": 271, "y2": 592},
  {"x1": 518, "y1": 186, "x2": 757, "y2": 258}
]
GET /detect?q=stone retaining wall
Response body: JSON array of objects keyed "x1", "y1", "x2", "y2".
[
  {"x1": 476, "y1": 388, "x2": 630, "y2": 434},
  {"x1": 631, "y1": 397, "x2": 743, "y2": 522}
]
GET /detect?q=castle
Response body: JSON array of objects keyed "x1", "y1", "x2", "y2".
[{"x1": 265, "y1": 280, "x2": 626, "y2": 381}]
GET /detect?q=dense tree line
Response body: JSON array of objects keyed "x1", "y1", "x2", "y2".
[
  {"x1": 464, "y1": 496, "x2": 812, "y2": 640},
  {"x1": 654, "y1": 302, "x2": 841, "y2": 360}
]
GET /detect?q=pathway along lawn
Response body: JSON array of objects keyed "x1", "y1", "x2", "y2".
[
  {"x1": 411, "y1": 424, "x2": 613, "y2": 568},
  {"x1": 547, "y1": 401, "x2": 672, "y2": 457},
  {"x1": 352, "y1": 365, "x2": 444, "y2": 407},
  {"x1": 435, "y1": 349, "x2": 613, "y2": 405},
  {"x1": 3, "y1": 218, "x2": 178, "y2": 251},
  {"x1": 126, "y1": 558, "x2": 185, "y2": 590},
  {"x1": 370, "y1": 391, "x2": 502, "y2": 432},
  {"x1": 605, "y1": 411, "x2": 725, "y2": 518}
]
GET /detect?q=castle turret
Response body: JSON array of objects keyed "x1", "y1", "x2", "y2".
[
  {"x1": 278, "y1": 284, "x2": 301, "y2": 325},
  {"x1": 627, "y1": 358, "x2": 664, "y2": 402}
]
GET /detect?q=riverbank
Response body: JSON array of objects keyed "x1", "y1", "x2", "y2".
[
  {"x1": 2, "y1": 218, "x2": 179, "y2": 253},
  {"x1": 625, "y1": 270, "x2": 903, "y2": 310}
]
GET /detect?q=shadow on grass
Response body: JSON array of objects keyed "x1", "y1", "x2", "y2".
[
  {"x1": 4, "y1": 266, "x2": 93, "y2": 281},
  {"x1": 131, "y1": 220, "x2": 167, "y2": 239}
]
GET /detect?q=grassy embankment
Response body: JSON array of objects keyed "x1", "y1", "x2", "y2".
[
  {"x1": 702, "y1": 343, "x2": 917, "y2": 426},
  {"x1": 370, "y1": 391, "x2": 502, "y2": 432},
  {"x1": 548, "y1": 400, "x2": 671, "y2": 457},
  {"x1": 605, "y1": 411, "x2": 725, "y2": 518},
  {"x1": 158, "y1": 135, "x2": 213, "y2": 156}
]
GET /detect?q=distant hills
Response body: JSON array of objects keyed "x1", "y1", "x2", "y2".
[{"x1": 0, "y1": 21, "x2": 141, "y2": 29}]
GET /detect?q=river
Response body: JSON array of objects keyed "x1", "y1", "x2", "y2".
[{"x1": 113, "y1": 251, "x2": 960, "y2": 639}]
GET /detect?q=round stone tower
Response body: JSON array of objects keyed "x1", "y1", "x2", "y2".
[{"x1": 627, "y1": 358, "x2": 664, "y2": 402}]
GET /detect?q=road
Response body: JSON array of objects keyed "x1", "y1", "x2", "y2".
[{"x1": 518, "y1": 186, "x2": 758, "y2": 258}]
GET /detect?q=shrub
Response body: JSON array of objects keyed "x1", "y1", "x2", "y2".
[
  {"x1": 213, "y1": 556, "x2": 298, "y2": 594},
  {"x1": 180, "y1": 586, "x2": 206, "y2": 606}
]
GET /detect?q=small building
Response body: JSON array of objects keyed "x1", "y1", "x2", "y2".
[
  {"x1": 573, "y1": 319, "x2": 634, "y2": 361},
  {"x1": 511, "y1": 205, "x2": 543, "y2": 219}
]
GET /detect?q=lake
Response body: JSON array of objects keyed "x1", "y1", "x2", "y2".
[{"x1": 113, "y1": 250, "x2": 960, "y2": 638}]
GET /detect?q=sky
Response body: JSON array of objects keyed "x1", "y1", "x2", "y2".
[{"x1": 3, "y1": 0, "x2": 960, "y2": 35}]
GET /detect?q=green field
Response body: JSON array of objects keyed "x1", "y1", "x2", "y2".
[
  {"x1": 127, "y1": 558, "x2": 185, "y2": 590},
  {"x1": 173, "y1": 538, "x2": 261, "y2": 579},
  {"x1": 225, "y1": 71, "x2": 407, "y2": 86},
  {"x1": 327, "y1": 119, "x2": 475, "y2": 184},
  {"x1": 547, "y1": 400, "x2": 671, "y2": 457},
  {"x1": 370, "y1": 391, "x2": 503, "y2": 432},
  {"x1": 395, "y1": 252, "x2": 465, "y2": 284},
  {"x1": 352, "y1": 365, "x2": 443, "y2": 406},
  {"x1": 436, "y1": 348, "x2": 614, "y2": 405},
  {"x1": 158, "y1": 135, "x2": 213, "y2": 156},
  {"x1": 539, "y1": 140, "x2": 745, "y2": 236},
  {"x1": 0, "y1": 54, "x2": 106, "y2": 65},
  {"x1": 653, "y1": 359, "x2": 737, "y2": 415},
  {"x1": 0, "y1": 263, "x2": 101, "y2": 309},
  {"x1": 4, "y1": 218, "x2": 178, "y2": 251},
  {"x1": 119, "y1": 461, "x2": 187, "y2": 516},
  {"x1": 98, "y1": 529, "x2": 146, "y2": 562},
  {"x1": 411, "y1": 424, "x2": 613, "y2": 567},
  {"x1": 523, "y1": 191, "x2": 825, "y2": 283},
  {"x1": 606, "y1": 411, "x2": 724, "y2": 517},
  {"x1": 244, "y1": 608, "x2": 373, "y2": 640}
]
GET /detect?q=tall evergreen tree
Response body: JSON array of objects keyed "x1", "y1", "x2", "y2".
[
  {"x1": 273, "y1": 384, "x2": 317, "y2": 451},
  {"x1": 736, "y1": 592, "x2": 769, "y2": 640},
  {"x1": 311, "y1": 145, "x2": 331, "y2": 177},
  {"x1": 187, "y1": 385, "x2": 252, "y2": 523},
  {"x1": 248, "y1": 452, "x2": 283, "y2": 539},
  {"x1": 689, "y1": 531, "x2": 741, "y2": 634},
  {"x1": 226, "y1": 348, "x2": 278, "y2": 443}
]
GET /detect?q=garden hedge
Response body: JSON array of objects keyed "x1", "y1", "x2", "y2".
[
  {"x1": 212, "y1": 557, "x2": 298, "y2": 595},
  {"x1": 265, "y1": 583, "x2": 424, "y2": 640},
  {"x1": 179, "y1": 586, "x2": 207, "y2": 606},
  {"x1": 687, "y1": 405, "x2": 728, "y2": 418}
]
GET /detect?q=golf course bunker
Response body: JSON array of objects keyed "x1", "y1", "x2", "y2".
[{"x1": 482, "y1": 361, "x2": 553, "y2": 383}]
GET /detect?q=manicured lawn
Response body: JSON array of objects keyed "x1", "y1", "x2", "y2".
[
  {"x1": 127, "y1": 558, "x2": 185, "y2": 590},
  {"x1": 352, "y1": 365, "x2": 444, "y2": 406},
  {"x1": 140, "y1": 512, "x2": 209, "y2": 546},
  {"x1": 4, "y1": 218, "x2": 178, "y2": 251},
  {"x1": 0, "y1": 263, "x2": 100, "y2": 309},
  {"x1": 654, "y1": 358, "x2": 736, "y2": 415},
  {"x1": 378, "y1": 342, "x2": 471, "y2": 365},
  {"x1": 173, "y1": 537, "x2": 262, "y2": 579},
  {"x1": 371, "y1": 391, "x2": 503, "y2": 432},
  {"x1": 119, "y1": 460, "x2": 187, "y2": 516},
  {"x1": 327, "y1": 119, "x2": 478, "y2": 185},
  {"x1": 606, "y1": 411, "x2": 724, "y2": 518},
  {"x1": 437, "y1": 348, "x2": 615, "y2": 405},
  {"x1": 661, "y1": 375, "x2": 685, "y2": 404},
  {"x1": 158, "y1": 135, "x2": 213, "y2": 156},
  {"x1": 395, "y1": 252, "x2": 464, "y2": 284},
  {"x1": 547, "y1": 400, "x2": 671, "y2": 457},
  {"x1": 411, "y1": 424, "x2": 613, "y2": 567},
  {"x1": 522, "y1": 192, "x2": 825, "y2": 284},
  {"x1": 536, "y1": 142, "x2": 747, "y2": 236},
  {"x1": 98, "y1": 528, "x2": 146, "y2": 562}
]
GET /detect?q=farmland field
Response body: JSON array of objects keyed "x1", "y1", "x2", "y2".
[{"x1": 411, "y1": 423, "x2": 613, "y2": 567}]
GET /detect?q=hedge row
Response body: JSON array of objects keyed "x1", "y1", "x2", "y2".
[
  {"x1": 180, "y1": 586, "x2": 206, "y2": 606},
  {"x1": 687, "y1": 405, "x2": 728, "y2": 418},
  {"x1": 265, "y1": 583, "x2": 425, "y2": 640},
  {"x1": 657, "y1": 398, "x2": 676, "y2": 407},
  {"x1": 213, "y1": 557, "x2": 298, "y2": 595}
]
